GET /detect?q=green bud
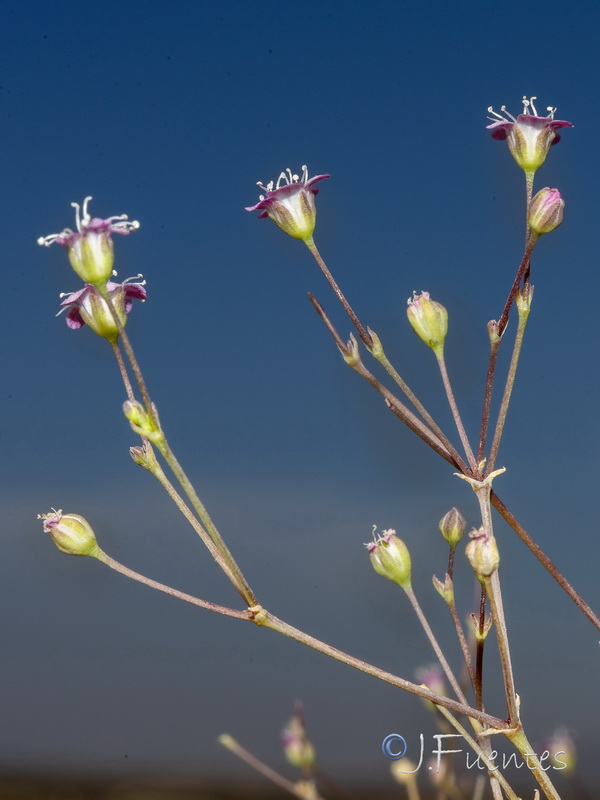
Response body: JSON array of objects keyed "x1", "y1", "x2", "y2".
[
  {"x1": 438, "y1": 507, "x2": 466, "y2": 547},
  {"x1": 38, "y1": 509, "x2": 100, "y2": 557},
  {"x1": 366, "y1": 528, "x2": 412, "y2": 590},
  {"x1": 282, "y1": 707, "x2": 316, "y2": 771},
  {"x1": 406, "y1": 292, "x2": 448, "y2": 354},
  {"x1": 123, "y1": 400, "x2": 164, "y2": 445}
]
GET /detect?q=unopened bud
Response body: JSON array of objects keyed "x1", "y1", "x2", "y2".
[
  {"x1": 528, "y1": 187, "x2": 564, "y2": 235},
  {"x1": 438, "y1": 507, "x2": 466, "y2": 547},
  {"x1": 366, "y1": 528, "x2": 412, "y2": 590},
  {"x1": 465, "y1": 528, "x2": 500, "y2": 580},
  {"x1": 123, "y1": 400, "x2": 164, "y2": 445},
  {"x1": 407, "y1": 292, "x2": 448, "y2": 354},
  {"x1": 282, "y1": 706, "x2": 316, "y2": 771},
  {"x1": 38, "y1": 509, "x2": 100, "y2": 557}
]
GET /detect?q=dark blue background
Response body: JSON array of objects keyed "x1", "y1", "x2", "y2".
[{"x1": 1, "y1": 0, "x2": 598, "y2": 794}]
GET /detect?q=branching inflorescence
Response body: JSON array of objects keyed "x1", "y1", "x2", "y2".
[{"x1": 37, "y1": 96, "x2": 594, "y2": 800}]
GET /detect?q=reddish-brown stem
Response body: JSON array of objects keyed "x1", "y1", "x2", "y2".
[
  {"x1": 491, "y1": 492, "x2": 600, "y2": 631},
  {"x1": 474, "y1": 586, "x2": 487, "y2": 713}
]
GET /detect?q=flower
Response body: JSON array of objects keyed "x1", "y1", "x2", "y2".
[
  {"x1": 245, "y1": 165, "x2": 330, "y2": 241},
  {"x1": 486, "y1": 96, "x2": 573, "y2": 173},
  {"x1": 38, "y1": 196, "x2": 140, "y2": 285},
  {"x1": 527, "y1": 187, "x2": 564, "y2": 235},
  {"x1": 406, "y1": 291, "x2": 448, "y2": 355},
  {"x1": 365, "y1": 527, "x2": 412, "y2": 590},
  {"x1": 38, "y1": 509, "x2": 100, "y2": 557},
  {"x1": 58, "y1": 275, "x2": 147, "y2": 340}
]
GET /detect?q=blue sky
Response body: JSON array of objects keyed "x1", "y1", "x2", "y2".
[{"x1": 2, "y1": 0, "x2": 599, "y2": 794}]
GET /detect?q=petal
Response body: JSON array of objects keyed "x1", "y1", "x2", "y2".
[{"x1": 65, "y1": 307, "x2": 85, "y2": 329}]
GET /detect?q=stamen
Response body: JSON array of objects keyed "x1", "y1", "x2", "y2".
[
  {"x1": 81, "y1": 196, "x2": 93, "y2": 226},
  {"x1": 71, "y1": 200, "x2": 82, "y2": 231},
  {"x1": 546, "y1": 106, "x2": 557, "y2": 119}
]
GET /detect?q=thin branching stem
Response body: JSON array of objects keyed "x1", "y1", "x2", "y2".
[
  {"x1": 487, "y1": 294, "x2": 531, "y2": 474},
  {"x1": 404, "y1": 585, "x2": 469, "y2": 706},
  {"x1": 305, "y1": 238, "x2": 372, "y2": 348},
  {"x1": 436, "y1": 351, "x2": 478, "y2": 471}
]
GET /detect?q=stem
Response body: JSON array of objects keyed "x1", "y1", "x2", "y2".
[
  {"x1": 477, "y1": 327, "x2": 501, "y2": 463},
  {"x1": 491, "y1": 491, "x2": 600, "y2": 631},
  {"x1": 305, "y1": 238, "x2": 372, "y2": 348},
  {"x1": 219, "y1": 735, "x2": 323, "y2": 800},
  {"x1": 507, "y1": 729, "x2": 562, "y2": 800},
  {"x1": 435, "y1": 351, "x2": 478, "y2": 471},
  {"x1": 404, "y1": 586, "x2": 468, "y2": 706},
  {"x1": 159, "y1": 441, "x2": 257, "y2": 606},
  {"x1": 471, "y1": 480, "x2": 519, "y2": 725},
  {"x1": 372, "y1": 342, "x2": 467, "y2": 470},
  {"x1": 308, "y1": 293, "x2": 470, "y2": 473},
  {"x1": 99, "y1": 285, "x2": 154, "y2": 416},
  {"x1": 137, "y1": 442, "x2": 255, "y2": 602},
  {"x1": 497, "y1": 236, "x2": 537, "y2": 337},
  {"x1": 487, "y1": 295, "x2": 530, "y2": 474},
  {"x1": 100, "y1": 287, "x2": 257, "y2": 607},
  {"x1": 261, "y1": 612, "x2": 507, "y2": 729},
  {"x1": 95, "y1": 549, "x2": 249, "y2": 621},
  {"x1": 485, "y1": 572, "x2": 519, "y2": 725},
  {"x1": 435, "y1": 706, "x2": 519, "y2": 800},
  {"x1": 109, "y1": 339, "x2": 135, "y2": 401},
  {"x1": 474, "y1": 587, "x2": 487, "y2": 712}
]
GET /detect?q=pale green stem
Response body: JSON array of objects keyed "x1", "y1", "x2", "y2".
[
  {"x1": 473, "y1": 485, "x2": 519, "y2": 725},
  {"x1": 507, "y1": 729, "x2": 562, "y2": 800},
  {"x1": 484, "y1": 571, "x2": 519, "y2": 725},
  {"x1": 219, "y1": 735, "x2": 324, "y2": 800},
  {"x1": 101, "y1": 290, "x2": 257, "y2": 607},
  {"x1": 372, "y1": 345, "x2": 467, "y2": 470},
  {"x1": 156, "y1": 440, "x2": 256, "y2": 605},
  {"x1": 487, "y1": 303, "x2": 530, "y2": 474},
  {"x1": 95, "y1": 548, "x2": 249, "y2": 621},
  {"x1": 135, "y1": 442, "x2": 252, "y2": 600},
  {"x1": 436, "y1": 706, "x2": 519, "y2": 800},
  {"x1": 109, "y1": 339, "x2": 135, "y2": 401},
  {"x1": 435, "y1": 350, "x2": 478, "y2": 471},
  {"x1": 404, "y1": 586, "x2": 468, "y2": 706}
]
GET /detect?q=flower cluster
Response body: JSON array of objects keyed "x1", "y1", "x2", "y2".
[{"x1": 39, "y1": 197, "x2": 145, "y2": 340}]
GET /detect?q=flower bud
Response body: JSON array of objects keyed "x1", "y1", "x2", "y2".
[
  {"x1": 366, "y1": 529, "x2": 412, "y2": 590},
  {"x1": 545, "y1": 728, "x2": 577, "y2": 773},
  {"x1": 406, "y1": 292, "x2": 448, "y2": 354},
  {"x1": 38, "y1": 509, "x2": 100, "y2": 557},
  {"x1": 528, "y1": 187, "x2": 564, "y2": 235},
  {"x1": 282, "y1": 707, "x2": 316, "y2": 771},
  {"x1": 465, "y1": 529, "x2": 500, "y2": 581},
  {"x1": 123, "y1": 401, "x2": 164, "y2": 445},
  {"x1": 438, "y1": 507, "x2": 466, "y2": 547}
]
